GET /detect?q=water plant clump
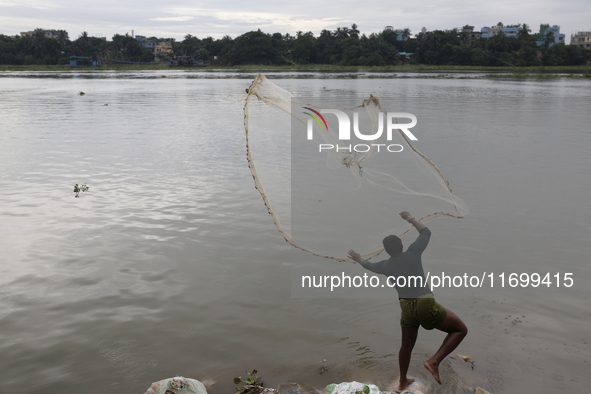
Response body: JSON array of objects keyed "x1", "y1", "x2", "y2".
[
  {"x1": 234, "y1": 369, "x2": 262, "y2": 388},
  {"x1": 73, "y1": 183, "x2": 89, "y2": 197}
]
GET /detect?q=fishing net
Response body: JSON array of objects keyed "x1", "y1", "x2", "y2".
[{"x1": 244, "y1": 75, "x2": 468, "y2": 261}]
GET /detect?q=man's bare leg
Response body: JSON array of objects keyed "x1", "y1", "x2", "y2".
[
  {"x1": 424, "y1": 308, "x2": 468, "y2": 384},
  {"x1": 399, "y1": 326, "x2": 419, "y2": 390}
]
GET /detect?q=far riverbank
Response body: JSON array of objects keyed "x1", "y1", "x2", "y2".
[{"x1": 1, "y1": 64, "x2": 591, "y2": 79}]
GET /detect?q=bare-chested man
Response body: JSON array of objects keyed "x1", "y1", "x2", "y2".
[{"x1": 348, "y1": 212, "x2": 467, "y2": 391}]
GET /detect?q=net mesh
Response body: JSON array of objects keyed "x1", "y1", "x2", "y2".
[{"x1": 244, "y1": 74, "x2": 468, "y2": 261}]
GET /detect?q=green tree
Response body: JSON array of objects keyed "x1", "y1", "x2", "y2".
[
  {"x1": 366, "y1": 51, "x2": 386, "y2": 66},
  {"x1": 111, "y1": 34, "x2": 126, "y2": 51},
  {"x1": 401, "y1": 28, "x2": 411, "y2": 41},
  {"x1": 349, "y1": 24, "x2": 360, "y2": 39},
  {"x1": 514, "y1": 46, "x2": 540, "y2": 66},
  {"x1": 271, "y1": 32, "x2": 291, "y2": 63},
  {"x1": 73, "y1": 31, "x2": 91, "y2": 55},
  {"x1": 339, "y1": 36, "x2": 362, "y2": 65},
  {"x1": 229, "y1": 30, "x2": 277, "y2": 65},
  {"x1": 517, "y1": 23, "x2": 531, "y2": 41},
  {"x1": 487, "y1": 31, "x2": 512, "y2": 53},
  {"x1": 543, "y1": 30, "x2": 555, "y2": 52},
  {"x1": 56, "y1": 30, "x2": 69, "y2": 46},
  {"x1": 292, "y1": 31, "x2": 317, "y2": 64},
  {"x1": 0, "y1": 34, "x2": 21, "y2": 64},
  {"x1": 382, "y1": 29, "x2": 398, "y2": 45},
  {"x1": 416, "y1": 30, "x2": 460, "y2": 64},
  {"x1": 333, "y1": 26, "x2": 350, "y2": 39},
  {"x1": 315, "y1": 29, "x2": 334, "y2": 63}
]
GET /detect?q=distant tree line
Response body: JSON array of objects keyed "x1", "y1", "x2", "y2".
[
  {"x1": 0, "y1": 29, "x2": 155, "y2": 65},
  {"x1": 1, "y1": 24, "x2": 589, "y2": 66}
]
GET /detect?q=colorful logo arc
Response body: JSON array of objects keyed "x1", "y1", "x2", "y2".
[{"x1": 302, "y1": 107, "x2": 329, "y2": 131}]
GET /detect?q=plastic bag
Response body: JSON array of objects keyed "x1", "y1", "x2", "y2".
[
  {"x1": 325, "y1": 382, "x2": 382, "y2": 394},
  {"x1": 143, "y1": 376, "x2": 208, "y2": 394},
  {"x1": 325, "y1": 381, "x2": 427, "y2": 394}
]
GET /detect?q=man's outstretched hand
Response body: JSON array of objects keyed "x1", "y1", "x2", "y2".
[{"x1": 348, "y1": 249, "x2": 364, "y2": 264}]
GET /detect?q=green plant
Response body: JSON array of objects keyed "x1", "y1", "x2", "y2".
[
  {"x1": 233, "y1": 369, "x2": 262, "y2": 387},
  {"x1": 74, "y1": 183, "x2": 89, "y2": 198},
  {"x1": 355, "y1": 385, "x2": 370, "y2": 394}
]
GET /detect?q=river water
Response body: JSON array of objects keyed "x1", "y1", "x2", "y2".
[{"x1": 0, "y1": 70, "x2": 590, "y2": 394}]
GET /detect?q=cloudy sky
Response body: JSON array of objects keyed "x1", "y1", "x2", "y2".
[{"x1": 0, "y1": 0, "x2": 589, "y2": 41}]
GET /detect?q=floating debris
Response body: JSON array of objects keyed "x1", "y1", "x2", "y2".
[
  {"x1": 237, "y1": 385, "x2": 279, "y2": 394},
  {"x1": 143, "y1": 376, "x2": 208, "y2": 394},
  {"x1": 456, "y1": 353, "x2": 474, "y2": 370},
  {"x1": 74, "y1": 183, "x2": 89, "y2": 198},
  {"x1": 234, "y1": 370, "x2": 262, "y2": 387},
  {"x1": 457, "y1": 353, "x2": 472, "y2": 362}
]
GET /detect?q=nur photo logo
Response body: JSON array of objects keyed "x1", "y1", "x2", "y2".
[{"x1": 302, "y1": 106, "x2": 418, "y2": 153}]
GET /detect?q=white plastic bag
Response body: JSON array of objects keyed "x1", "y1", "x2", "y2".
[
  {"x1": 144, "y1": 376, "x2": 208, "y2": 394},
  {"x1": 325, "y1": 382, "x2": 382, "y2": 394}
]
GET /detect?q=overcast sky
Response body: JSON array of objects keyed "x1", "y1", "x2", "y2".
[{"x1": 1, "y1": 0, "x2": 589, "y2": 41}]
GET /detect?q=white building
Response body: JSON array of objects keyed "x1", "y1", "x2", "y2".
[{"x1": 570, "y1": 31, "x2": 591, "y2": 49}]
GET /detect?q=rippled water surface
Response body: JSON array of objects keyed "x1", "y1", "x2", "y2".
[{"x1": 1, "y1": 70, "x2": 590, "y2": 394}]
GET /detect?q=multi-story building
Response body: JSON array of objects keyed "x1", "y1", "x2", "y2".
[
  {"x1": 570, "y1": 31, "x2": 591, "y2": 49},
  {"x1": 135, "y1": 35, "x2": 156, "y2": 50},
  {"x1": 533, "y1": 24, "x2": 562, "y2": 47},
  {"x1": 479, "y1": 23, "x2": 563, "y2": 48},
  {"x1": 481, "y1": 23, "x2": 519, "y2": 39},
  {"x1": 462, "y1": 25, "x2": 482, "y2": 41},
  {"x1": 136, "y1": 35, "x2": 173, "y2": 53},
  {"x1": 154, "y1": 42, "x2": 173, "y2": 54}
]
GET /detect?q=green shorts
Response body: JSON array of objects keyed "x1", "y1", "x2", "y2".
[{"x1": 399, "y1": 294, "x2": 447, "y2": 330}]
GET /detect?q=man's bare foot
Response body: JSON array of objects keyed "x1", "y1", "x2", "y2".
[
  {"x1": 397, "y1": 377, "x2": 415, "y2": 391},
  {"x1": 423, "y1": 360, "x2": 441, "y2": 384}
]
